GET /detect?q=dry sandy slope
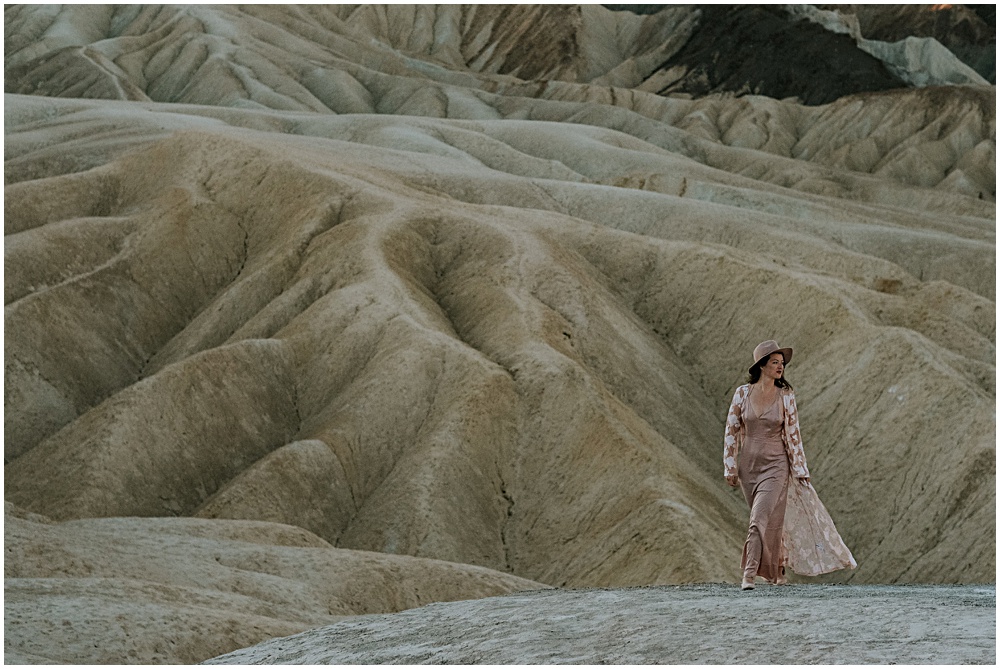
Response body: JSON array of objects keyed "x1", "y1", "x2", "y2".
[
  {"x1": 5, "y1": 93, "x2": 993, "y2": 589},
  {"x1": 3, "y1": 503, "x2": 544, "y2": 664},
  {"x1": 205, "y1": 584, "x2": 996, "y2": 664}
]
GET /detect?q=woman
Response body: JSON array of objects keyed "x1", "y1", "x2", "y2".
[{"x1": 724, "y1": 340, "x2": 856, "y2": 590}]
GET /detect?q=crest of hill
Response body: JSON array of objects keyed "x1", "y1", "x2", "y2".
[
  {"x1": 827, "y1": 4, "x2": 994, "y2": 49},
  {"x1": 3, "y1": 5, "x2": 995, "y2": 200},
  {"x1": 4, "y1": 4, "x2": 994, "y2": 108},
  {"x1": 820, "y1": 3, "x2": 995, "y2": 82},
  {"x1": 645, "y1": 5, "x2": 908, "y2": 104}
]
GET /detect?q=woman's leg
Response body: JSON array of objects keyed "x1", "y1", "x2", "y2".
[
  {"x1": 741, "y1": 473, "x2": 788, "y2": 583},
  {"x1": 758, "y1": 474, "x2": 790, "y2": 582},
  {"x1": 741, "y1": 505, "x2": 765, "y2": 581},
  {"x1": 739, "y1": 479, "x2": 764, "y2": 587}
]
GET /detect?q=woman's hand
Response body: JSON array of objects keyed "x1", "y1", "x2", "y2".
[
  {"x1": 797, "y1": 476, "x2": 810, "y2": 486},
  {"x1": 726, "y1": 475, "x2": 739, "y2": 487}
]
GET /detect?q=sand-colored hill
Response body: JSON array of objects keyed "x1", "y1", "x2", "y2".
[
  {"x1": 4, "y1": 503, "x2": 543, "y2": 663},
  {"x1": 5, "y1": 5, "x2": 994, "y2": 200},
  {"x1": 5, "y1": 90, "x2": 993, "y2": 586},
  {"x1": 3, "y1": 3, "x2": 996, "y2": 665}
]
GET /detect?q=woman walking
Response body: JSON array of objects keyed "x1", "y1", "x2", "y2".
[{"x1": 724, "y1": 340, "x2": 855, "y2": 590}]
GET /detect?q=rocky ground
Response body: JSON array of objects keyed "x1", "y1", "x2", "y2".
[{"x1": 207, "y1": 584, "x2": 997, "y2": 664}]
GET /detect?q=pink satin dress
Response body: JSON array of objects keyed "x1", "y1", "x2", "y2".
[{"x1": 737, "y1": 389, "x2": 789, "y2": 582}]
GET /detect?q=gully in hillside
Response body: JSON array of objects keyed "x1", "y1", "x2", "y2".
[{"x1": 724, "y1": 340, "x2": 856, "y2": 591}]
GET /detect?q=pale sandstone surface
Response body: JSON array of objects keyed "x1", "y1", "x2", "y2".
[
  {"x1": 206, "y1": 584, "x2": 997, "y2": 664},
  {"x1": 3, "y1": 503, "x2": 545, "y2": 664},
  {"x1": 2, "y1": 3, "x2": 996, "y2": 666}
]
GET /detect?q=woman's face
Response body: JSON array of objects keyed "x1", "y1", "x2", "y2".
[{"x1": 760, "y1": 353, "x2": 785, "y2": 381}]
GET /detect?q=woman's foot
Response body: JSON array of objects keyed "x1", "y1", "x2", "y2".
[
  {"x1": 741, "y1": 576, "x2": 755, "y2": 590},
  {"x1": 774, "y1": 568, "x2": 788, "y2": 586}
]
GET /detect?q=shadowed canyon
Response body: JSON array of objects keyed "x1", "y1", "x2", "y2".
[{"x1": 3, "y1": 4, "x2": 995, "y2": 664}]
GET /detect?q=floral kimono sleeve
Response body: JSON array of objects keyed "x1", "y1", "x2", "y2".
[
  {"x1": 782, "y1": 390, "x2": 811, "y2": 479},
  {"x1": 723, "y1": 385, "x2": 747, "y2": 478}
]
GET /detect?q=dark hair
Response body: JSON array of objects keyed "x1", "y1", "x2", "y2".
[{"x1": 745, "y1": 354, "x2": 793, "y2": 389}]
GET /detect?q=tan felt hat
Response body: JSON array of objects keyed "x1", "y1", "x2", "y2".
[{"x1": 750, "y1": 340, "x2": 793, "y2": 374}]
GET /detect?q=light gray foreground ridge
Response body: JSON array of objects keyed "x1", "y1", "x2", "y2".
[{"x1": 205, "y1": 584, "x2": 996, "y2": 665}]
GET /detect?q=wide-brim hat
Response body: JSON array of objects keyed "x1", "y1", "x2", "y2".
[{"x1": 749, "y1": 340, "x2": 793, "y2": 374}]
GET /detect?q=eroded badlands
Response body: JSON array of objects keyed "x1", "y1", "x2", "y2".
[{"x1": 4, "y1": 3, "x2": 995, "y2": 665}]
